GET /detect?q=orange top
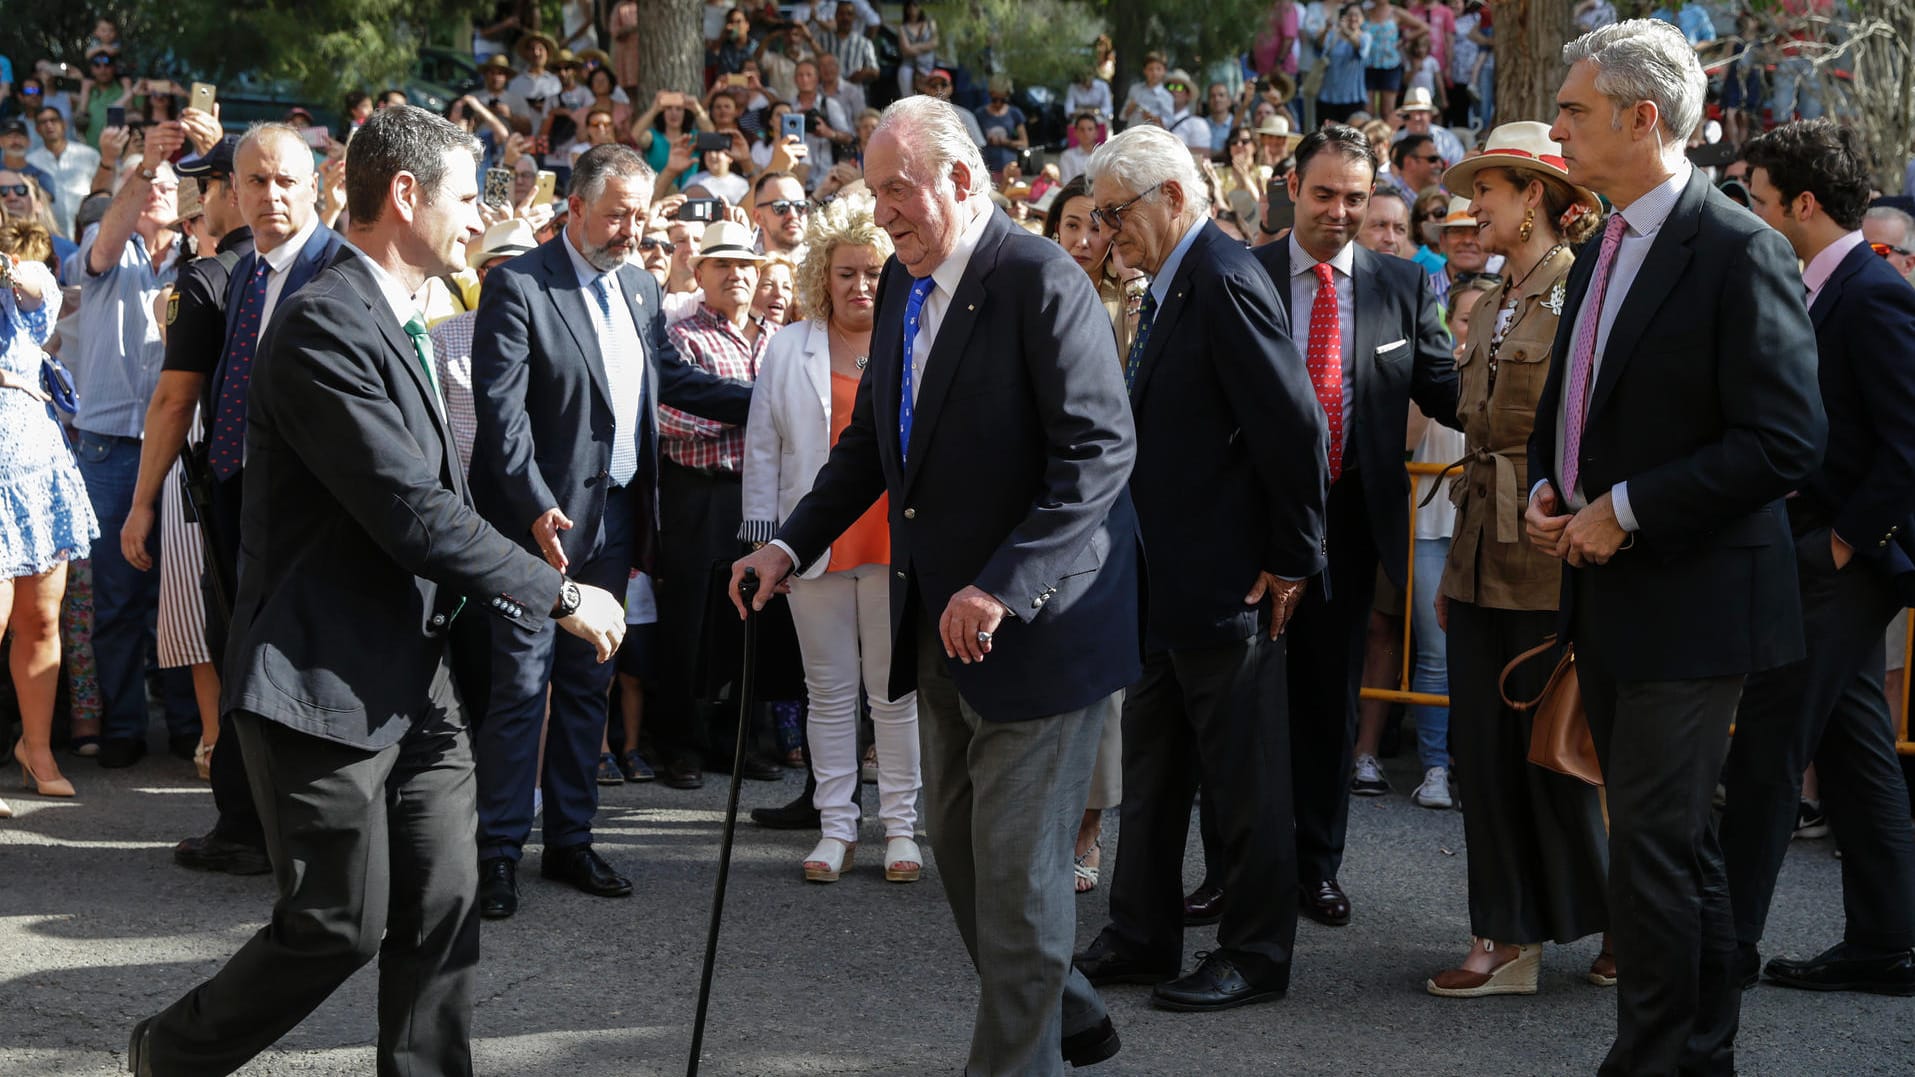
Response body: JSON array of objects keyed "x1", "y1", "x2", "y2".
[{"x1": 826, "y1": 372, "x2": 891, "y2": 572}]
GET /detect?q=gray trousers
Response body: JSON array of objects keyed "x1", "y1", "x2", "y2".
[
  {"x1": 915, "y1": 619, "x2": 1113, "y2": 1077},
  {"x1": 142, "y1": 666, "x2": 480, "y2": 1077}
]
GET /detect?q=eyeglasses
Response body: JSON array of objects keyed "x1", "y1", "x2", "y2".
[
  {"x1": 757, "y1": 199, "x2": 808, "y2": 216},
  {"x1": 639, "y1": 237, "x2": 676, "y2": 253},
  {"x1": 1089, "y1": 182, "x2": 1162, "y2": 232},
  {"x1": 1871, "y1": 241, "x2": 1912, "y2": 258},
  {"x1": 0, "y1": 184, "x2": 28, "y2": 197}
]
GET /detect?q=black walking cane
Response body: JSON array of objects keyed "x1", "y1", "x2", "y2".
[{"x1": 687, "y1": 567, "x2": 759, "y2": 1077}]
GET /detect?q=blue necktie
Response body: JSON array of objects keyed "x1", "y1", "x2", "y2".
[
  {"x1": 208, "y1": 259, "x2": 273, "y2": 480},
  {"x1": 898, "y1": 275, "x2": 935, "y2": 462},
  {"x1": 590, "y1": 276, "x2": 638, "y2": 485},
  {"x1": 1124, "y1": 289, "x2": 1159, "y2": 392}
]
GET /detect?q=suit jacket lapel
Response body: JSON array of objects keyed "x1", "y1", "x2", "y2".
[
  {"x1": 282, "y1": 224, "x2": 337, "y2": 298},
  {"x1": 869, "y1": 262, "x2": 908, "y2": 483},
  {"x1": 1261, "y1": 240, "x2": 1294, "y2": 327},
  {"x1": 1349, "y1": 245, "x2": 1382, "y2": 406},
  {"x1": 335, "y1": 254, "x2": 460, "y2": 487},
  {"x1": 799, "y1": 319, "x2": 832, "y2": 418},
  {"x1": 1130, "y1": 224, "x2": 1213, "y2": 403},
  {"x1": 1586, "y1": 171, "x2": 1705, "y2": 421},
  {"x1": 541, "y1": 240, "x2": 615, "y2": 410},
  {"x1": 902, "y1": 212, "x2": 1010, "y2": 489},
  {"x1": 1810, "y1": 243, "x2": 1871, "y2": 331}
]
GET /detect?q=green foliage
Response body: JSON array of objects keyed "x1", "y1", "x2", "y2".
[
  {"x1": 1089, "y1": 0, "x2": 1272, "y2": 69},
  {"x1": 938, "y1": 0, "x2": 1110, "y2": 89},
  {"x1": 0, "y1": 0, "x2": 491, "y2": 105}
]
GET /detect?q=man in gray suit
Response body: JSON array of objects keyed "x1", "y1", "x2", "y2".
[
  {"x1": 128, "y1": 106, "x2": 627, "y2": 1077},
  {"x1": 730, "y1": 96, "x2": 1141, "y2": 1076}
]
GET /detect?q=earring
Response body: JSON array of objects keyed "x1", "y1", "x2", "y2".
[{"x1": 1519, "y1": 208, "x2": 1535, "y2": 243}]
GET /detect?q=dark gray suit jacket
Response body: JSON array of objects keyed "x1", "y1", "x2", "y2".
[
  {"x1": 227, "y1": 250, "x2": 564, "y2": 749},
  {"x1": 1129, "y1": 222, "x2": 1329, "y2": 652},
  {"x1": 776, "y1": 209, "x2": 1142, "y2": 720},
  {"x1": 468, "y1": 236, "x2": 753, "y2": 570},
  {"x1": 1251, "y1": 238, "x2": 1459, "y2": 586},
  {"x1": 1527, "y1": 169, "x2": 1826, "y2": 680}
]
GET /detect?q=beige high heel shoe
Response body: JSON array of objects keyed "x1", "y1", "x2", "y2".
[
  {"x1": 1426, "y1": 940, "x2": 1542, "y2": 998},
  {"x1": 14, "y1": 740, "x2": 76, "y2": 798}
]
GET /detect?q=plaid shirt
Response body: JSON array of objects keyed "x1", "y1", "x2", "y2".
[
  {"x1": 660, "y1": 304, "x2": 766, "y2": 471},
  {"x1": 427, "y1": 311, "x2": 479, "y2": 478}
]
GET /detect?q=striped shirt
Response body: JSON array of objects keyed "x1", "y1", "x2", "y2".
[
  {"x1": 813, "y1": 28, "x2": 878, "y2": 80},
  {"x1": 75, "y1": 230, "x2": 182, "y2": 438},
  {"x1": 660, "y1": 304, "x2": 766, "y2": 472}
]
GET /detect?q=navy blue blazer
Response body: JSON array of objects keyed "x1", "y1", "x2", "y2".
[
  {"x1": 468, "y1": 236, "x2": 753, "y2": 570},
  {"x1": 776, "y1": 209, "x2": 1142, "y2": 720},
  {"x1": 1251, "y1": 238, "x2": 1458, "y2": 587},
  {"x1": 231, "y1": 251, "x2": 562, "y2": 749},
  {"x1": 1800, "y1": 239, "x2": 1915, "y2": 603},
  {"x1": 1129, "y1": 222, "x2": 1329, "y2": 652},
  {"x1": 1526, "y1": 170, "x2": 1826, "y2": 681},
  {"x1": 214, "y1": 221, "x2": 346, "y2": 411}
]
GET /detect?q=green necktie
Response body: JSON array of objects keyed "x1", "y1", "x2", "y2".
[{"x1": 402, "y1": 314, "x2": 442, "y2": 404}]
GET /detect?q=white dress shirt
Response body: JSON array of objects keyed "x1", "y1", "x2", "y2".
[
  {"x1": 908, "y1": 201, "x2": 994, "y2": 404},
  {"x1": 1550, "y1": 160, "x2": 1692, "y2": 531},
  {"x1": 257, "y1": 212, "x2": 322, "y2": 329},
  {"x1": 1286, "y1": 233, "x2": 1357, "y2": 437},
  {"x1": 352, "y1": 247, "x2": 441, "y2": 417},
  {"x1": 564, "y1": 231, "x2": 646, "y2": 487}
]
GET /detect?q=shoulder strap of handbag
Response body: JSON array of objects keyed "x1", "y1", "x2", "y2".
[{"x1": 1498, "y1": 634, "x2": 1563, "y2": 712}]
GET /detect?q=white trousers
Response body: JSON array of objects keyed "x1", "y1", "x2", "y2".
[{"x1": 786, "y1": 562, "x2": 921, "y2": 843}]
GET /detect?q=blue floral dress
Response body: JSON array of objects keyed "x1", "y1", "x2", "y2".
[{"x1": 0, "y1": 259, "x2": 98, "y2": 578}]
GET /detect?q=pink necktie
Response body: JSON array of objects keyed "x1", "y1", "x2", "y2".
[{"x1": 1561, "y1": 213, "x2": 1629, "y2": 499}]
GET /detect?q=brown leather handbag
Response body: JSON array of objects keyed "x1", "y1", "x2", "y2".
[{"x1": 1499, "y1": 635, "x2": 1603, "y2": 787}]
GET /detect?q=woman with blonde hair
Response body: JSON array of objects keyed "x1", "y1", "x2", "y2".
[
  {"x1": 739, "y1": 194, "x2": 921, "y2": 884},
  {"x1": 1427, "y1": 122, "x2": 1612, "y2": 997},
  {"x1": 0, "y1": 216, "x2": 99, "y2": 805}
]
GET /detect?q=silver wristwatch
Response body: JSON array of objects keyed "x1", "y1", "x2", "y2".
[{"x1": 553, "y1": 579, "x2": 582, "y2": 618}]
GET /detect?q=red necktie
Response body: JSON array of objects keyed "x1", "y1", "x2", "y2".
[{"x1": 1307, "y1": 261, "x2": 1345, "y2": 482}]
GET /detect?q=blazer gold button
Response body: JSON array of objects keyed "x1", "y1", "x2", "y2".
[{"x1": 904, "y1": 508, "x2": 916, "y2": 519}]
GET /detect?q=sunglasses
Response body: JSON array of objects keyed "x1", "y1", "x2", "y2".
[
  {"x1": 22, "y1": 87, "x2": 42, "y2": 96},
  {"x1": 1166, "y1": 83, "x2": 1188, "y2": 92},
  {"x1": 639, "y1": 237, "x2": 676, "y2": 254},
  {"x1": 1089, "y1": 181, "x2": 1162, "y2": 232},
  {"x1": 1409, "y1": 154, "x2": 1443, "y2": 164},
  {"x1": 1871, "y1": 241, "x2": 1912, "y2": 258},
  {"x1": 0, "y1": 184, "x2": 28, "y2": 197},
  {"x1": 91, "y1": 55, "x2": 115, "y2": 66},
  {"x1": 757, "y1": 199, "x2": 808, "y2": 216}
]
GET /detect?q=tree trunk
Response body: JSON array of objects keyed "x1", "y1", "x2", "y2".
[
  {"x1": 1491, "y1": 0, "x2": 1571, "y2": 137},
  {"x1": 634, "y1": 0, "x2": 705, "y2": 100},
  {"x1": 1108, "y1": 2, "x2": 1155, "y2": 121}
]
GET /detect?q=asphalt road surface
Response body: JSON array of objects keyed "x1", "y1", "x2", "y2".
[{"x1": 3, "y1": 741, "x2": 1910, "y2": 1076}]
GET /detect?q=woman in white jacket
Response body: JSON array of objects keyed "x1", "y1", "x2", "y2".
[{"x1": 739, "y1": 195, "x2": 921, "y2": 884}]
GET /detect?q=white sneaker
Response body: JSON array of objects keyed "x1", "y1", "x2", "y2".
[
  {"x1": 1413, "y1": 766, "x2": 1454, "y2": 809},
  {"x1": 1351, "y1": 754, "x2": 1390, "y2": 796}
]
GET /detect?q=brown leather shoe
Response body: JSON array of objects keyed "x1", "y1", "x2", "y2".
[
  {"x1": 1182, "y1": 880, "x2": 1224, "y2": 926},
  {"x1": 1299, "y1": 879, "x2": 1351, "y2": 927},
  {"x1": 1587, "y1": 949, "x2": 1618, "y2": 986}
]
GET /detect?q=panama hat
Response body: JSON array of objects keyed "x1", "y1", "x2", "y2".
[
  {"x1": 480, "y1": 54, "x2": 516, "y2": 74},
  {"x1": 1438, "y1": 195, "x2": 1478, "y2": 229},
  {"x1": 469, "y1": 218, "x2": 538, "y2": 269},
  {"x1": 1443, "y1": 121, "x2": 1601, "y2": 218},
  {"x1": 577, "y1": 48, "x2": 613, "y2": 69},
  {"x1": 516, "y1": 31, "x2": 559, "y2": 63},
  {"x1": 1254, "y1": 114, "x2": 1302, "y2": 154},
  {"x1": 1397, "y1": 86, "x2": 1439, "y2": 115},
  {"x1": 688, "y1": 220, "x2": 769, "y2": 267}
]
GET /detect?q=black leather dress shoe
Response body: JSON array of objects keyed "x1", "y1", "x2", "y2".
[
  {"x1": 479, "y1": 857, "x2": 518, "y2": 919},
  {"x1": 174, "y1": 832, "x2": 272, "y2": 876},
  {"x1": 98, "y1": 739, "x2": 146, "y2": 769},
  {"x1": 128, "y1": 1015, "x2": 154, "y2": 1076},
  {"x1": 1061, "y1": 1015, "x2": 1121, "y2": 1068},
  {"x1": 1734, "y1": 942, "x2": 1761, "y2": 990},
  {"x1": 750, "y1": 790, "x2": 823, "y2": 830},
  {"x1": 1182, "y1": 880, "x2": 1224, "y2": 926},
  {"x1": 541, "y1": 843, "x2": 633, "y2": 897},
  {"x1": 1072, "y1": 932, "x2": 1177, "y2": 986},
  {"x1": 662, "y1": 757, "x2": 705, "y2": 790},
  {"x1": 739, "y1": 754, "x2": 785, "y2": 782},
  {"x1": 1299, "y1": 879, "x2": 1351, "y2": 927},
  {"x1": 1150, "y1": 951, "x2": 1289, "y2": 1012},
  {"x1": 1764, "y1": 943, "x2": 1915, "y2": 996}
]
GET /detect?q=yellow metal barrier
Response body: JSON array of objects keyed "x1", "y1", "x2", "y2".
[{"x1": 1357, "y1": 463, "x2": 1915, "y2": 757}]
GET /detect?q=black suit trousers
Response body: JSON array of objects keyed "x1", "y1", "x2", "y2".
[
  {"x1": 1720, "y1": 527, "x2": 1915, "y2": 952},
  {"x1": 1579, "y1": 619, "x2": 1745, "y2": 1077},
  {"x1": 201, "y1": 475, "x2": 261, "y2": 849},
  {"x1": 144, "y1": 672, "x2": 480, "y2": 1077},
  {"x1": 650, "y1": 462, "x2": 744, "y2": 766},
  {"x1": 1107, "y1": 634, "x2": 1298, "y2": 975},
  {"x1": 1287, "y1": 474, "x2": 1378, "y2": 886}
]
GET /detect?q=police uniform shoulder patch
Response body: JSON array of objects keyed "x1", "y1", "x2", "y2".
[{"x1": 165, "y1": 290, "x2": 181, "y2": 326}]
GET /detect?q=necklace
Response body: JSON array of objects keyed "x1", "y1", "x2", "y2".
[
  {"x1": 1485, "y1": 244, "x2": 1566, "y2": 390},
  {"x1": 831, "y1": 323, "x2": 869, "y2": 371}
]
